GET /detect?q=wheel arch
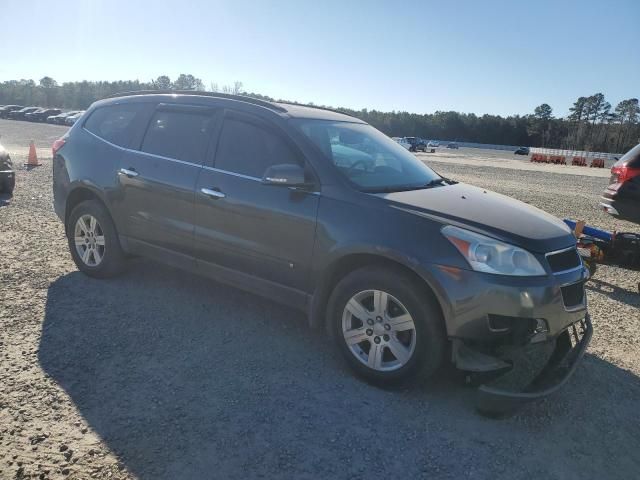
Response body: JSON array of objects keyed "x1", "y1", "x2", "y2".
[
  {"x1": 309, "y1": 252, "x2": 448, "y2": 334},
  {"x1": 64, "y1": 185, "x2": 112, "y2": 234}
]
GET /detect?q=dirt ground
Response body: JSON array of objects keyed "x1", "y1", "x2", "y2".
[{"x1": 1, "y1": 119, "x2": 639, "y2": 480}]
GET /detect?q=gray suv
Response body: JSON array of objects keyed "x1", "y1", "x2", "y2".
[{"x1": 52, "y1": 92, "x2": 591, "y2": 414}]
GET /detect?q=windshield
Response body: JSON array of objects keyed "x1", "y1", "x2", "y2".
[{"x1": 293, "y1": 119, "x2": 442, "y2": 192}]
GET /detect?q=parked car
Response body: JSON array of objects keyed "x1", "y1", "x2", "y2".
[
  {"x1": 427, "y1": 141, "x2": 440, "y2": 148},
  {"x1": 392, "y1": 136, "x2": 412, "y2": 150},
  {"x1": 600, "y1": 143, "x2": 640, "y2": 225},
  {"x1": 52, "y1": 92, "x2": 591, "y2": 414},
  {"x1": 404, "y1": 137, "x2": 429, "y2": 152},
  {"x1": 447, "y1": 142, "x2": 459, "y2": 149},
  {"x1": 7, "y1": 106, "x2": 39, "y2": 120},
  {"x1": 0, "y1": 105, "x2": 24, "y2": 118},
  {"x1": 64, "y1": 111, "x2": 85, "y2": 125},
  {"x1": 514, "y1": 146, "x2": 530, "y2": 155},
  {"x1": 0, "y1": 142, "x2": 15, "y2": 194},
  {"x1": 47, "y1": 111, "x2": 82, "y2": 125},
  {"x1": 26, "y1": 108, "x2": 62, "y2": 122}
]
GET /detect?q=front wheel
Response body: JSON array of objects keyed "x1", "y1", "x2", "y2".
[{"x1": 328, "y1": 266, "x2": 446, "y2": 386}]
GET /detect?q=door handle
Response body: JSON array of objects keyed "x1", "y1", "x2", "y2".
[
  {"x1": 200, "y1": 187, "x2": 226, "y2": 199},
  {"x1": 118, "y1": 168, "x2": 139, "y2": 178}
]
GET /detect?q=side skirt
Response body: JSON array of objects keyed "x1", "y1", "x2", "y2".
[{"x1": 120, "y1": 235, "x2": 311, "y2": 313}]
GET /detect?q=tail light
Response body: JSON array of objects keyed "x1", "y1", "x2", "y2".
[
  {"x1": 610, "y1": 165, "x2": 640, "y2": 185},
  {"x1": 52, "y1": 137, "x2": 66, "y2": 157}
]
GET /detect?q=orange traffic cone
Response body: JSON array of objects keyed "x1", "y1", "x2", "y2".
[{"x1": 25, "y1": 140, "x2": 41, "y2": 167}]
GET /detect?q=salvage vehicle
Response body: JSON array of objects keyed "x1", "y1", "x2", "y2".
[
  {"x1": 0, "y1": 105, "x2": 24, "y2": 118},
  {"x1": 0, "y1": 143, "x2": 15, "y2": 194},
  {"x1": 405, "y1": 137, "x2": 428, "y2": 152},
  {"x1": 600, "y1": 143, "x2": 640, "y2": 226},
  {"x1": 26, "y1": 108, "x2": 62, "y2": 122},
  {"x1": 52, "y1": 91, "x2": 591, "y2": 414},
  {"x1": 64, "y1": 111, "x2": 85, "y2": 125},
  {"x1": 392, "y1": 136, "x2": 412, "y2": 150},
  {"x1": 47, "y1": 111, "x2": 82, "y2": 125},
  {"x1": 7, "y1": 106, "x2": 39, "y2": 120}
]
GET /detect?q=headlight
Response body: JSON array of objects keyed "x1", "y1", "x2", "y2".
[{"x1": 442, "y1": 225, "x2": 546, "y2": 276}]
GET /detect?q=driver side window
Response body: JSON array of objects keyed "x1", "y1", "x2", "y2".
[{"x1": 215, "y1": 117, "x2": 300, "y2": 178}]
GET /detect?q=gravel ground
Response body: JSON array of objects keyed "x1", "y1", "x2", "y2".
[{"x1": 1, "y1": 120, "x2": 639, "y2": 480}]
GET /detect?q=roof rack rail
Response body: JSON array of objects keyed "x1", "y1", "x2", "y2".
[
  {"x1": 275, "y1": 100, "x2": 354, "y2": 117},
  {"x1": 103, "y1": 90, "x2": 287, "y2": 112}
]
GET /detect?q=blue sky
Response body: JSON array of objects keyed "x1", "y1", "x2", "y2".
[{"x1": 1, "y1": 0, "x2": 638, "y2": 116}]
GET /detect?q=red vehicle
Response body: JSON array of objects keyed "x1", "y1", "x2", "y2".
[{"x1": 601, "y1": 143, "x2": 640, "y2": 225}]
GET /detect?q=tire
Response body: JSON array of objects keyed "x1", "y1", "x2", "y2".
[
  {"x1": 327, "y1": 266, "x2": 446, "y2": 386},
  {"x1": 0, "y1": 175, "x2": 14, "y2": 194},
  {"x1": 66, "y1": 199, "x2": 126, "y2": 278}
]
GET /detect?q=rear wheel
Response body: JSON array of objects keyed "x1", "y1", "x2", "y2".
[
  {"x1": 328, "y1": 266, "x2": 446, "y2": 386},
  {"x1": 66, "y1": 200, "x2": 126, "y2": 278}
]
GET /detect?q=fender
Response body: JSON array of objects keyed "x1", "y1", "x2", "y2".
[{"x1": 307, "y1": 243, "x2": 454, "y2": 331}]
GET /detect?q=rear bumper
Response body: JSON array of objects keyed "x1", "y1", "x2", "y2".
[
  {"x1": 476, "y1": 314, "x2": 592, "y2": 415},
  {"x1": 601, "y1": 186, "x2": 640, "y2": 225}
]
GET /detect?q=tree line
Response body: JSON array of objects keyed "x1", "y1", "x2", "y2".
[{"x1": 1, "y1": 75, "x2": 638, "y2": 153}]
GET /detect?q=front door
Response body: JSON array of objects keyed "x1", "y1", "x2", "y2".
[{"x1": 194, "y1": 110, "x2": 319, "y2": 294}]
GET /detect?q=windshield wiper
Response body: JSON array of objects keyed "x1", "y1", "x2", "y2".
[{"x1": 364, "y1": 177, "x2": 448, "y2": 194}]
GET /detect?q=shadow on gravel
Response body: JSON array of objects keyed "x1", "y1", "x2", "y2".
[
  {"x1": 587, "y1": 277, "x2": 640, "y2": 306},
  {"x1": 38, "y1": 260, "x2": 640, "y2": 479}
]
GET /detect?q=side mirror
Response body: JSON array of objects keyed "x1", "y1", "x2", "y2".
[{"x1": 262, "y1": 164, "x2": 308, "y2": 187}]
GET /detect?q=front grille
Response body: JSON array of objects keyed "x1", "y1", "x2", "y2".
[
  {"x1": 561, "y1": 282, "x2": 585, "y2": 308},
  {"x1": 547, "y1": 248, "x2": 581, "y2": 273}
]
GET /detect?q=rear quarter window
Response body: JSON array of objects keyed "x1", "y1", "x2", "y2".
[{"x1": 83, "y1": 103, "x2": 147, "y2": 147}]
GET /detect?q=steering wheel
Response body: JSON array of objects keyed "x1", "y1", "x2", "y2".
[{"x1": 347, "y1": 160, "x2": 369, "y2": 174}]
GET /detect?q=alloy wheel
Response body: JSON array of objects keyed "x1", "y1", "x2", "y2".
[
  {"x1": 341, "y1": 289, "x2": 417, "y2": 371},
  {"x1": 74, "y1": 214, "x2": 105, "y2": 267}
]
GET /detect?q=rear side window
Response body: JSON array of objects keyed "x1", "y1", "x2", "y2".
[
  {"x1": 84, "y1": 103, "x2": 146, "y2": 147},
  {"x1": 140, "y1": 110, "x2": 213, "y2": 164},
  {"x1": 215, "y1": 117, "x2": 299, "y2": 178}
]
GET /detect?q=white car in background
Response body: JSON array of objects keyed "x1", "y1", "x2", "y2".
[
  {"x1": 64, "y1": 111, "x2": 85, "y2": 126},
  {"x1": 427, "y1": 141, "x2": 440, "y2": 148},
  {"x1": 392, "y1": 137, "x2": 412, "y2": 150}
]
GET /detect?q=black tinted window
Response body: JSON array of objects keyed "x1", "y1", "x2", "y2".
[
  {"x1": 141, "y1": 110, "x2": 213, "y2": 164},
  {"x1": 215, "y1": 117, "x2": 299, "y2": 177},
  {"x1": 84, "y1": 103, "x2": 145, "y2": 147}
]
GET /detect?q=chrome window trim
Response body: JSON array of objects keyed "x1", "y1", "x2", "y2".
[
  {"x1": 202, "y1": 166, "x2": 261, "y2": 182},
  {"x1": 84, "y1": 127, "x2": 202, "y2": 168},
  {"x1": 84, "y1": 127, "x2": 321, "y2": 194}
]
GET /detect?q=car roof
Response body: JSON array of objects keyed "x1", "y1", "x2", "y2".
[{"x1": 99, "y1": 91, "x2": 364, "y2": 123}]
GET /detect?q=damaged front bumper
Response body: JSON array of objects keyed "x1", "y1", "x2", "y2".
[{"x1": 474, "y1": 314, "x2": 592, "y2": 416}]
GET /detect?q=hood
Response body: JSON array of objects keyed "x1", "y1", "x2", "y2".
[{"x1": 381, "y1": 183, "x2": 573, "y2": 253}]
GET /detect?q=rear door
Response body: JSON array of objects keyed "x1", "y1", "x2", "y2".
[
  {"x1": 116, "y1": 103, "x2": 219, "y2": 258},
  {"x1": 193, "y1": 109, "x2": 320, "y2": 294}
]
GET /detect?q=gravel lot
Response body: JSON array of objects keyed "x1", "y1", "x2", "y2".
[{"x1": 1, "y1": 119, "x2": 639, "y2": 480}]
